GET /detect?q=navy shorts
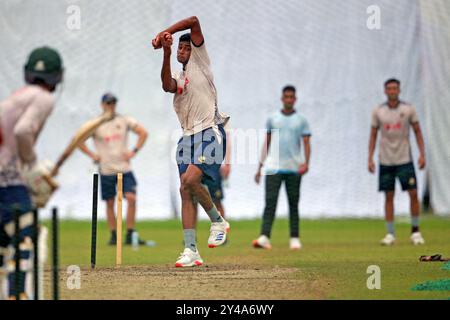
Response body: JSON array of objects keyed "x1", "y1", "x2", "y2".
[
  {"x1": 203, "y1": 174, "x2": 224, "y2": 201},
  {"x1": 0, "y1": 185, "x2": 34, "y2": 246},
  {"x1": 176, "y1": 124, "x2": 226, "y2": 185},
  {"x1": 379, "y1": 162, "x2": 417, "y2": 192},
  {"x1": 100, "y1": 171, "x2": 137, "y2": 200}
]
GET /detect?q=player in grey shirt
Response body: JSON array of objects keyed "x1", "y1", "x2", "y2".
[{"x1": 368, "y1": 79, "x2": 426, "y2": 246}]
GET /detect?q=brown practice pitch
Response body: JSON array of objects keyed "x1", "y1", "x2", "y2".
[{"x1": 44, "y1": 263, "x2": 328, "y2": 300}]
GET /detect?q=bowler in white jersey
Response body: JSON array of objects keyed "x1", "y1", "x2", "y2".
[{"x1": 153, "y1": 16, "x2": 230, "y2": 267}]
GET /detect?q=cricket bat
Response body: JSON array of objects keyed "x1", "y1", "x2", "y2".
[
  {"x1": 23, "y1": 111, "x2": 114, "y2": 208},
  {"x1": 50, "y1": 110, "x2": 114, "y2": 177}
]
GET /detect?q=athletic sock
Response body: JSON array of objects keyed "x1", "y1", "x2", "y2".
[
  {"x1": 183, "y1": 229, "x2": 197, "y2": 252},
  {"x1": 126, "y1": 229, "x2": 134, "y2": 243},
  {"x1": 109, "y1": 230, "x2": 117, "y2": 244},
  {"x1": 206, "y1": 205, "x2": 224, "y2": 223},
  {"x1": 411, "y1": 216, "x2": 420, "y2": 233},
  {"x1": 386, "y1": 221, "x2": 395, "y2": 235}
]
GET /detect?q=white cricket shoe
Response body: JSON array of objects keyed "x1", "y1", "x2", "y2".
[
  {"x1": 380, "y1": 233, "x2": 396, "y2": 246},
  {"x1": 252, "y1": 235, "x2": 272, "y2": 250},
  {"x1": 208, "y1": 219, "x2": 230, "y2": 248},
  {"x1": 410, "y1": 232, "x2": 425, "y2": 245},
  {"x1": 175, "y1": 248, "x2": 204, "y2": 268},
  {"x1": 290, "y1": 237, "x2": 302, "y2": 250}
]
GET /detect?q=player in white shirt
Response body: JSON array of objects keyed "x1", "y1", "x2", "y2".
[
  {"x1": 153, "y1": 16, "x2": 230, "y2": 267},
  {"x1": 0, "y1": 47, "x2": 63, "y2": 299},
  {"x1": 79, "y1": 93, "x2": 149, "y2": 246}
]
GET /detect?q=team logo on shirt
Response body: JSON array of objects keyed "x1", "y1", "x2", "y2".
[
  {"x1": 177, "y1": 77, "x2": 190, "y2": 94},
  {"x1": 104, "y1": 134, "x2": 121, "y2": 143},
  {"x1": 198, "y1": 155, "x2": 206, "y2": 164},
  {"x1": 384, "y1": 122, "x2": 402, "y2": 130}
]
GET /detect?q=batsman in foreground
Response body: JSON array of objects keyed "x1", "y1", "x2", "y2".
[
  {"x1": 153, "y1": 16, "x2": 230, "y2": 267},
  {"x1": 0, "y1": 47, "x2": 63, "y2": 299},
  {"x1": 368, "y1": 78, "x2": 426, "y2": 246}
]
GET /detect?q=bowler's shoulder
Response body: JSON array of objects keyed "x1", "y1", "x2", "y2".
[{"x1": 190, "y1": 40, "x2": 210, "y2": 65}]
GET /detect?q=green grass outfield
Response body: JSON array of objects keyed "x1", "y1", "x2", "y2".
[{"x1": 45, "y1": 215, "x2": 450, "y2": 299}]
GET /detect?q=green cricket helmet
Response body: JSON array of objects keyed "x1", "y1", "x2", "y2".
[{"x1": 24, "y1": 46, "x2": 64, "y2": 88}]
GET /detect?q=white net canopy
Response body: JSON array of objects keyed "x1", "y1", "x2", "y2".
[{"x1": 0, "y1": 0, "x2": 449, "y2": 219}]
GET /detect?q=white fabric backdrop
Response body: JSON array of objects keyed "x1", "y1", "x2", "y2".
[
  {"x1": 419, "y1": 0, "x2": 450, "y2": 215},
  {"x1": 0, "y1": 0, "x2": 448, "y2": 219}
]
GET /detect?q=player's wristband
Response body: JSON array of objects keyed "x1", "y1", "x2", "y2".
[{"x1": 133, "y1": 147, "x2": 139, "y2": 154}]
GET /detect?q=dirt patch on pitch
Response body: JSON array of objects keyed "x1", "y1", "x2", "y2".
[{"x1": 48, "y1": 264, "x2": 329, "y2": 300}]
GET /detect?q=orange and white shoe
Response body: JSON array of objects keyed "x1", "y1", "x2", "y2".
[
  {"x1": 208, "y1": 219, "x2": 230, "y2": 248},
  {"x1": 252, "y1": 235, "x2": 272, "y2": 250},
  {"x1": 290, "y1": 237, "x2": 302, "y2": 250},
  {"x1": 175, "y1": 248, "x2": 203, "y2": 268}
]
